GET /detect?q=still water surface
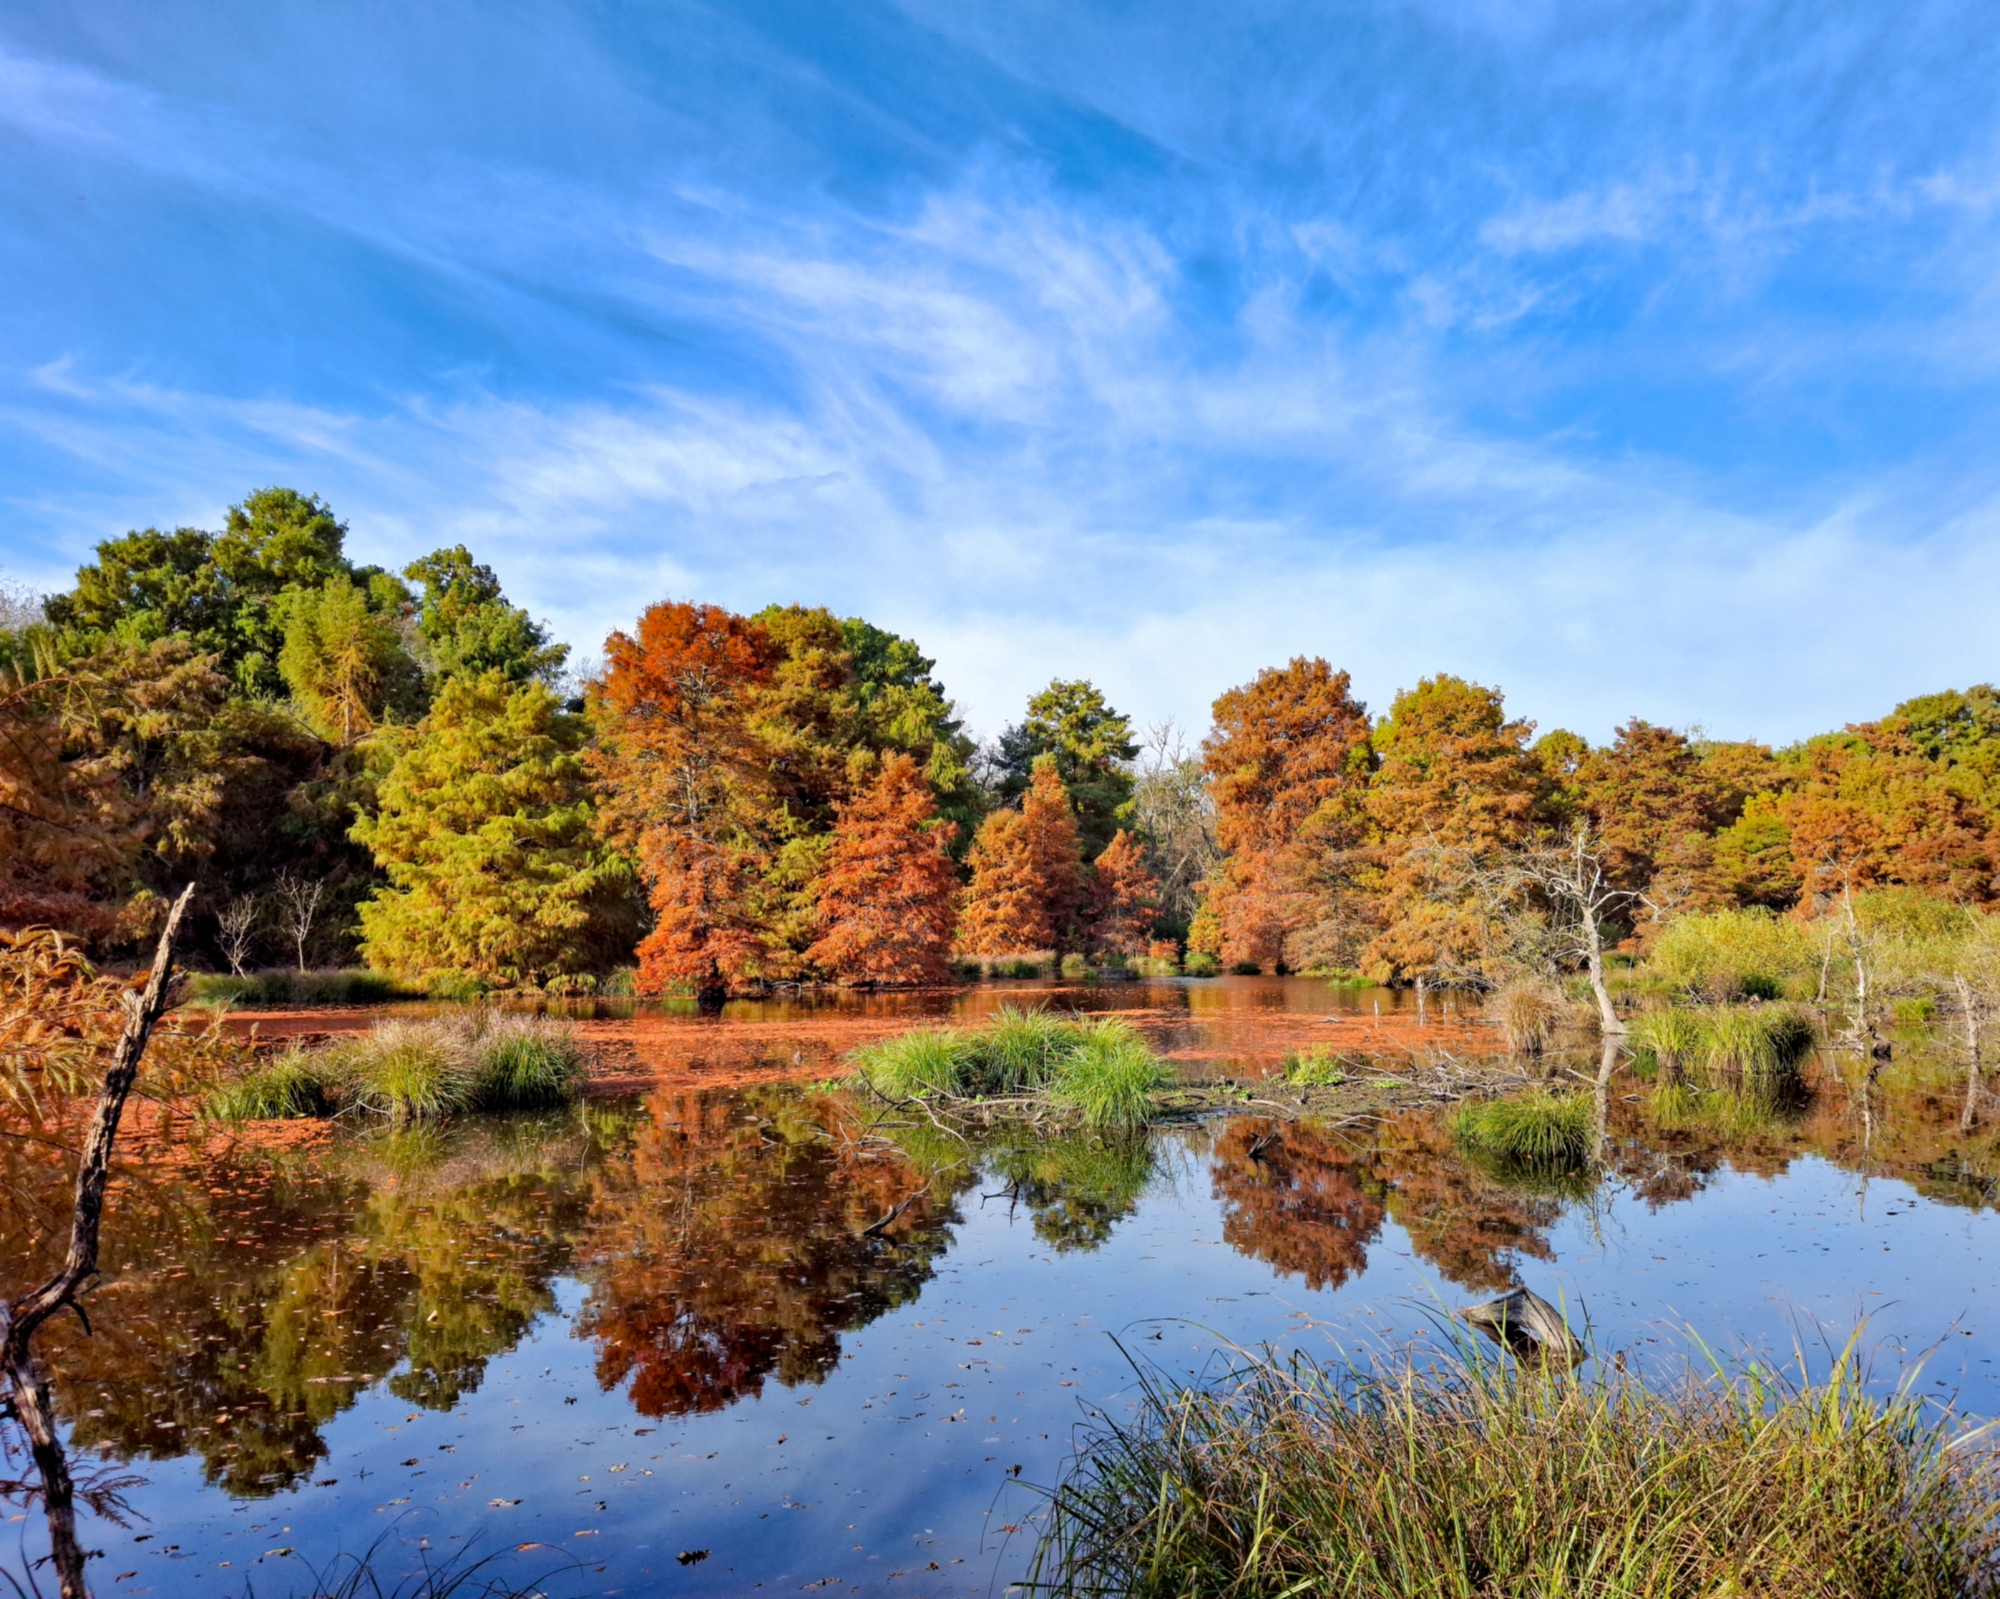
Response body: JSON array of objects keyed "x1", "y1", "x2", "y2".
[{"x1": 13, "y1": 980, "x2": 2000, "y2": 1597}]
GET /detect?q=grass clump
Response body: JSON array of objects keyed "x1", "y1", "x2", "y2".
[
  {"x1": 1030, "y1": 1338, "x2": 2000, "y2": 1598},
  {"x1": 1451, "y1": 1092, "x2": 1593, "y2": 1173},
  {"x1": 1491, "y1": 977, "x2": 1567, "y2": 1055},
  {"x1": 1282, "y1": 1044, "x2": 1346, "y2": 1087},
  {"x1": 1181, "y1": 952, "x2": 1220, "y2": 978},
  {"x1": 206, "y1": 1012, "x2": 589, "y2": 1123},
  {"x1": 1649, "y1": 907, "x2": 1815, "y2": 1002},
  {"x1": 204, "y1": 1050, "x2": 339, "y2": 1119},
  {"x1": 850, "y1": 1006, "x2": 1170, "y2": 1129},
  {"x1": 1629, "y1": 1003, "x2": 1816, "y2": 1092}
]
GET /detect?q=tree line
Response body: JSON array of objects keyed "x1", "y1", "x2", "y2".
[{"x1": 3, "y1": 489, "x2": 1995, "y2": 995}]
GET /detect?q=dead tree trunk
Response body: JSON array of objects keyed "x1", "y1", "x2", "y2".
[
  {"x1": 1960, "y1": 973, "x2": 1984, "y2": 1133},
  {"x1": 2, "y1": 883, "x2": 192, "y2": 1599}
]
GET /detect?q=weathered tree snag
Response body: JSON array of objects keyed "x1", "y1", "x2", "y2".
[
  {"x1": 1459, "y1": 1286, "x2": 1587, "y2": 1368},
  {"x1": 2, "y1": 882, "x2": 192, "y2": 1599}
]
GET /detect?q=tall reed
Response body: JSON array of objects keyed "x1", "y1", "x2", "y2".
[{"x1": 1028, "y1": 1337, "x2": 2000, "y2": 1598}]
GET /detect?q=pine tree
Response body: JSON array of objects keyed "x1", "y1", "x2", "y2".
[
  {"x1": 956, "y1": 759, "x2": 1084, "y2": 955},
  {"x1": 807, "y1": 754, "x2": 959, "y2": 984},
  {"x1": 352, "y1": 671, "x2": 631, "y2": 983},
  {"x1": 1088, "y1": 829, "x2": 1160, "y2": 958}
]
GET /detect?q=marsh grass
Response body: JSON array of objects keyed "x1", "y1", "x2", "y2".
[
  {"x1": 850, "y1": 1006, "x2": 1170, "y2": 1129},
  {"x1": 1028, "y1": 1335, "x2": 2000, "y2": 1599},
  {"x1": 1282, "y1": 1044, "x2": 1346, "y2": 1087},
  {"x1": 207, "y1": 1013, "x2": 588, "y2": 1123},
  {"x1": 1630, "y1": 1003, "x2": 1816, "y2": 1091},
  {"x1": 188, "y1": 968, "x2": 414, "y2": 1008},
  {"x1": 203, "y1": 1049, "x2": 339, "y2": 1119},
  {"x1": 1450, "y1": 1092, "x2": 1593, "y2": 1173},
  {"x1": 1492, "y1": 977, "x2": 1567, "y2": 1055}
]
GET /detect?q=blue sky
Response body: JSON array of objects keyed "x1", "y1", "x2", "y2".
[{"x1": 3, "y1": 1, "x2": 1997, "y2": 746}]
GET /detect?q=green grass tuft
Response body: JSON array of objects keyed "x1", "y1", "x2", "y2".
[
  {"x1": 205, "y1": 1051, "x2": 339, "y2": 1120},
  {"x1": 1029, "y1": 1337, "x2": 2000, "y2": 1598},
  {"x1": 471, "y1": 1016, "x2": 588, "y2": 1110},
  {"x1": 850, "y1": 1007, "x2": 1170, "y2": 1129},
  {"x1": 1451, "y1": 1092, "x2": 1593, "y2": 1172},
  {"x1": 1283, "y1": 1044, "x2": 1346, "y2": 1087}
]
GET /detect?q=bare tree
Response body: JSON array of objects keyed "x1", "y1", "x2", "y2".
[
  {"x1": 216, "y1": 893, "x2": 260, "y2": 977},
  {"x1": 3, "y1": 884, "x2": 193, "y2": 1599},
  {"x1": 1130, "y1": 719, "x2": 1218, "y2": 929},
  {"x1": 1509, "y1": 825, "x2": 1643, "y2": 1037},
  {"x1": 273, "y1": 872, "x2": 325, "y2": 973}
]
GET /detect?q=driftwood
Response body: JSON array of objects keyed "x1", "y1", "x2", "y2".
[
  {"x1": 2, "y1": 883, "x2": 192, "y2": 1599},
  {"x1": 1458, "y1": 1286, "x2": 1587, "y2": 1368}
]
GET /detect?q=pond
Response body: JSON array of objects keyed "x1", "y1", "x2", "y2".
[{"x1": 11, "y1": 979, "x2": 2000, "y2": 1597}]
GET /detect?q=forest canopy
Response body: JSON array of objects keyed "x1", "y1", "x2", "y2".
[{"x1": 3, "y1": 488, "x2": 1996, "y2": 992}]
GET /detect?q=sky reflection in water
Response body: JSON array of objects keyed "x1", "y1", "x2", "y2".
[{"x1": 10, "y1": 994, "x2": 2000, "y2": 1597}]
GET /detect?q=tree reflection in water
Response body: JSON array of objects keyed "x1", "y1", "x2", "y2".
[
  {"x1": 572, "y1": 1088, "x2": 975, "y2": 1416},
  {"x1": 2, "y1": 1050, "x2": 1999, "y2": 1549}
]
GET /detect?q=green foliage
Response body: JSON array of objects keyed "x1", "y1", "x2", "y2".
[
  {"x1": 404, "y1": 545, "x2": 567, "y2": 685},
  {"x1": 849, "y1": 1007, "x2": 1171, "y2": 1128},
  {"x1": 1451, "y1": 1092, "x2": 1594, "y2": 1172},
  {"x1": 986, "y1": 1129, "x2": 1156, "y2": 1252},
  {"x1": 994, "y1": 678, "x2": 1138, "y2": 858},
  {"x1": 186, "y1": 968, "x2": 411, "y2": 1007},
  {"x1": 352, "y1": 671, "x2": 635, "y2": 984},
  {"x1": 205, "y1": 1050, "x2": 339, "y2": 1119},
  {"x1": 1649, "y1": 908, "x2": 1816, "y2": 1001},
  {"x1": 1060, "y1": 952, "x2": 1092, "y2": 980},
  {"x1": 277, "y1": 572, "x2": 424, "y2": 744},
  {"x1": 1631, "y1": 1004, "x2": 1816, "y2": 1089},
  {"x1": 1183, "y1": 952, "x2": 1221, "y2": 977},
  {"x1": 1030, "y1": 1337, "x2": 2000, "y2": 1598},
  {"x1": 1283, "y1": 1044, "x2": 1346, "y2": 1086}
]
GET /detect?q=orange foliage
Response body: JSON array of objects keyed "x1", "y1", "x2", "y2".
[
  {"x1": 956, "y1": 759, "x2": 1084, "y2": 955},
  {"x1": 1363, "y1": 675, "x2": 1537, "y2": 981},
  {"x1": 592, "y1": 603, "x2": 780, "y2": 996},
  {"x1": 806, "y1": 754, "x2": 959, "y2": 985},
  {"x1": 1578, "y1": 721, "x2": 1746, "y2": 909},
  {"x1": 1088, "y1": 829, "x2": 1160, "y2": 958},
  {"x1": 1777, "y1": 736, "x2": 1994, "y2": 901},
  {"x1": 1198, "y1": 658, "x2": 1372, "y2": 969},
  {"x1": 1211, "y1": 1119, "x2": 1385, "y2": 1290}
]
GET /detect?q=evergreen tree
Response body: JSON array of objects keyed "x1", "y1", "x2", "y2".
[
  {"x1": 277, "y1": 574, "x2": 424, "y2": 745},
  {"x1": 807, "y1": 754, "x2": 958, "y2": 984},
  {"x1": 404, "y1": 545, "x2": 567, "y2": 685},
  {"x1": 352, "y1": 670, "x2": 631, "y2": 984},
  {"x1": 992, "y1": 679, "x2": 1137, "y2": 858}
]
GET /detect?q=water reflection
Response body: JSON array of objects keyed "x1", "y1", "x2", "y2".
[{"x1": 10, "y1": 1046, "x2": 2000, "y2": 1521}]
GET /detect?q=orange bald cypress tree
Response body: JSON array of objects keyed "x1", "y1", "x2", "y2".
[
  {"x1": 956, "y1": 758, "x2": 1084, "y2": 955},
  {"x1": 1197, "y1": 658, "x2": 1374, "y2": 970},
  {"x1": 1088, "y1": 829, "x2": 1160, "y2": 958},
  {"x1": 591, "y1": 601, "x2": 780, "y2": 999},
  {"x1": 807, "y1": 754, "x2": 959, "y2": 984}
]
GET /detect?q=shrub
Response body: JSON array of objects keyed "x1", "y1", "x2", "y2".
[
  {"x1": 1060, "y1": 953, "x2": 1093, "y2": 980},
  {"x1": 1283, "y1": 1045, "x2": 1346, "y2": 1087},
  {"x1": 1451, "y1": 1093, "x2": 1593, "y2": 1172},
  {"x1": 1492, "y1": 978, "x2": 1566, "y2": 1055},
  {"x1": 994, "y1": 957, "x2": 1046, "y2": 979},
  {"x1": 849, "y1": 1007, "x2": 1171, "y2": 1129},
  {"x1": 1182, "y1": 953, "x2": 1220, "y2": 978},
  {"x1": 187, "y1": 969, "x2": 410, "y2": 1008},
  {"x1": 1650, "y1": 909, "x2": 1814, "y2": 1002},
  {"x1": 1029, "y1": 1337, "x2": 2000, "y2": 1598},
  {"x1": 206, "y1": 1051, "x2": 339, "y2": 1120},
  {"x1": 1230, "y1": 960, "x2": 1263, "y2": 976}
]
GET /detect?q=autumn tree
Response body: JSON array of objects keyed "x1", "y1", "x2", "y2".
[
  {"x1": 992, "y1": 679, "x2": 1138, "y2": 858},
  {"x1": 1362, "y1": 675, "x2": 1538, "y2": 983},
  {"x1": 956, "y1": 758, "x2": 1085, "y2": 956},
  {"x1": 1130, "y1": 719, "x2": 1218, "y2": 939},
  {"x1": 591, "y1": 601, "x2": 778, "y2": 1000},
  {"x1": 1087, "y1": 829, "x2": 1160, "y2": 958},
  {"x1": 352, "y1": 670, "x2": 633, "y2": 984},
  {"x1": 806, "y1": 754, "x2": 959, "y2": 985},
  {"x1": 1196, "y1": 658, "x2": 1374, "y2": 971}
]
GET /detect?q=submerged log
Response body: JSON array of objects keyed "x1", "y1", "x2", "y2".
[{"x1": 1458, "y1": 1286, "x2": 1587, "y2": 1368}]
